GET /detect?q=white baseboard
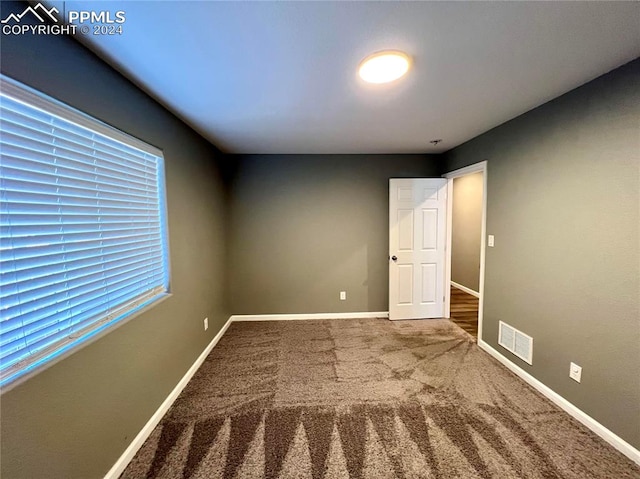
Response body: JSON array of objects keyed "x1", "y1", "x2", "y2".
[
  {"x1": 478, "y1": 339, "x2": 640, "y2": 465},
  {"x1": 230, "y1": 311, "x2": 389, "y2": 322},
  {"x1": 103, "y1": 317, "x2": 234, "y2": 479},
  {"x1": 451, "y1": 281, "x2": 480, "y2": 298}
]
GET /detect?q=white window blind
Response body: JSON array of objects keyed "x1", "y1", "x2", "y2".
[{"x1": 0, "y1": 75, "x2": 169, "y2": 387}]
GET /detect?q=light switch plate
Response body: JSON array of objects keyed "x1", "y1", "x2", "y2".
[
  {"x1": 569, "y1": 362, "x2": 582, "y2": 383},
  {"x1": 488, "y1": 235, "x2": 495, "y2": 247}
]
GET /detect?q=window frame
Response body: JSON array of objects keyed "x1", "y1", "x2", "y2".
[{"x1": 0, "y1": 74, "x2": 171, "y2": 390}]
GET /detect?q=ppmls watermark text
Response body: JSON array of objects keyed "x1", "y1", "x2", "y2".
[
  {"x1": 1, "y1": 3, "x2": 126, "y2": 36},
  {"x1": 3, "y1": 24, "x2": 76, "y2": 35}
]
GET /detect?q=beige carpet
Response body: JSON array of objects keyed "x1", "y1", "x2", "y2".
[{"x1": 121, "y1": 318, "x2": 639, "y2": 479}]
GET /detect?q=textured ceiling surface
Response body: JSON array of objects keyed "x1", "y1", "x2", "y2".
[{"x1": 55, "y1": 1, "x2": 640, "y2": 153}]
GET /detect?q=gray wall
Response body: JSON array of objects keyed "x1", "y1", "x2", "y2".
[
  {"x1": 445, "y1": 59, "x2": 640, "y2": 448},
  {"x1": 0, "y1": 2, "x2": 230, "y2": 477},
  {"x1": 451, "y1": 172, "x2": 483, "y2": 292},
  {"x1": 228, "y1": 154, "x2": 440, "y2": 314}
]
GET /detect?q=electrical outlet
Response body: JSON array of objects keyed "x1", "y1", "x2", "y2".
[
  {"x1": 204, "y1": 317, "x2": 208, "y2": 331},
  {"x1": 488, "y1": 235, "x2": 495, "y2": 247},
  {"x1": 340, "y1": 291, "x2": 346, "y2": 301},
  {"x1": 569, "y1": 362, "x2": 582, "y2": 383}
]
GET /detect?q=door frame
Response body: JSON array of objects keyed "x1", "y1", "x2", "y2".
[{"x1": 442, "y1": 160, "x2": 487, "y2": 340}]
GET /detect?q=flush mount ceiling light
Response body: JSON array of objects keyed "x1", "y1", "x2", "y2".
[{"x1": 358, "y1": 50, "x2": 411, "y2": 84}]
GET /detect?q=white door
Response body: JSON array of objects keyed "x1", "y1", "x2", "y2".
[{"x1": 389, "y1": 179, "x2": 447, "y2": 320}]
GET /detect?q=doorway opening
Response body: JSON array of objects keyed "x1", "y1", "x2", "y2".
[{"x1": 443, "y1": 161, "x2": 487, "y2": 341}]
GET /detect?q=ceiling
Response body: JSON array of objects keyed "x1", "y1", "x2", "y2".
[{"x1": 52, "y1": 1, "x2": 640, "y2": 154}]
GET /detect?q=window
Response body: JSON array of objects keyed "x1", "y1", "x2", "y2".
[{"x1": 0, "y1": 75, "x2": 169, "y2": 387}]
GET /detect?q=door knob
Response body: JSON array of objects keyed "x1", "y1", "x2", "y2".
[{"x1": 391, "y1": 255, "x2": 398, "y2": 261}]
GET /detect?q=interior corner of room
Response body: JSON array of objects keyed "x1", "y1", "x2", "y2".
[{"x1": 0, "y1": 0, "x2": 638, "y2": 477}]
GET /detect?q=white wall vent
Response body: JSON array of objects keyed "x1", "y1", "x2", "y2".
[{"x1": 498, "y1": 321, "x2": 533, "y2": 365}]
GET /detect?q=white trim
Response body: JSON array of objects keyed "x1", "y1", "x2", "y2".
[
  {"x1": 444, "y1": 179, "x2": 453, "y2": 318},
  {"x1": 230, "y1": 311, "x2": 389, "y2": 322},
  {"x1": 478, "y1": 339, "x2": 640, "y2": 466},
  {"x1": 444, "y1": 162, "x2": 487, "y2": 179},
  {"x1": 450, "y1": 281, "x2": 480, "y2": 298},
  {"x1": 103, "y1": 317, "x2": 234, "y2": 479},
  {"x1": 443, "y1": 160, "x2": 487, "y2": 340},
  {"x1": 479, "y1": 167, "x2": 487, "y2": 341}
]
